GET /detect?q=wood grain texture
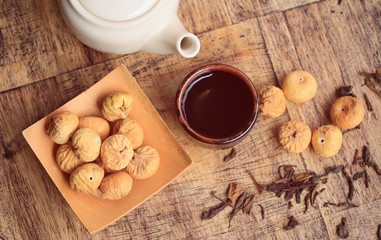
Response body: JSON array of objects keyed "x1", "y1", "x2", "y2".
[{"x1": 1, "y1": 0, "x2": 381, "y2": 239}]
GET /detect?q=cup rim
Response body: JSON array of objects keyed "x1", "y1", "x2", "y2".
[{"x1": 175, "y1": 63, "x2": 259, "y2": 146}]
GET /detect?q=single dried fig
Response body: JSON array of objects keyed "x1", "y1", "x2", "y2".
[
  {"x1": 112, "y1": 118, "x2": 144, "y2": 149},
  {"x1": 311, "y1": 125, "x2": 343, "y2": 157},
  {"x1": 99, "y1": 171, "x2": 133, "y2": 200},
  {"x1": 56, "y1": 144, "x2": 84, "y2": 174},
  {"x1": 282, "y1": 70, "x2": 317, "y2": 103},
  {"x1": 78, "y1": 116, "x2": 110, "y2": 141},
  {"x1": 101, "y1": 92, "x2": 133, "y2": 122},
  {"x1": 278, "y1": 120, "x2": 312, "y2": 153},
  {"x1": 69, "y1": 163, "x2": 104, "y2": 195},
  {"x1": 126, "y1": 146, "x2": 160, "y2": 180},
  {"x1": 72, "y1": 128, "x2": 101, "y2": 162},
  {"x1": 101, "y1": 134, "x2": 134, "y2": 172},
  {"x1": 330, "y1": 96, "x2": 365, "y2": 130},
  {"x1": 48, "y1": 111, "x2": 79, "y2": 144},
  {"x1": 260, "y1": 86, "x2": 287, "y2": 118}
]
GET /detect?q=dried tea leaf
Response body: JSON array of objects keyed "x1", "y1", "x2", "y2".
[
  {"x1": 363, "y1": 146, "x2": 371, "y2": 166},
  {"x1": 325, "y1": 165, "x2": 344, "y2": 175},
  {"x1": 228, "y1": 192, "x2": 247, "y2": 227},
  {"x1": 311, "y1": 188, "x2": 326, "y2": 207},
  {"x1": 247, "y1": 170, "x2": 264, "y2": 193},
  {"x1": 337, "y1": 86, "x2": 356, "y2": 98},
  {"x1": 342, "y1": 170, "x2": 354, "y2": 201},
  {"x1": 363, "y1": 93, "x2": 374, "y2": 112},
  {"x1": 201, "y1": 200, "x2": 230, "y2": 220},
  {"x1": 295, "y1": 188, "x2": 303, "y2": 204},
  {"x1": 278, "y1": 165, "x2": 296, "y2": 179},
  {"x1": 223, "y1": 148, "x2": 237, "y2": 162},
  {"x1": 283, "y1": 216, "x2": 299, "y2": 230},
  {"x1": 258, "y1": 204, "x2": 265, "y2": 220},
  {"x1": 226, "y1": 182, "x2": 244, "y2": 205},
  {"x1": 284, "y1": 190, "x2": 294, "y2": 201},
  {"x1": 304, "y1": 191, "x2": 311, "y2": 214},
  {"x1": 363, "y1": 71, "x2": 381, "y2": 98},
  {"x1": 336, "y1": 217, "x2": 349, "y2": 239},
  {"x1": 375, "y1": 66, "x2": 381, "y2": 82},
  {"x1": 352, "y1": 172, "x2": 364, "y2": 181},
  {"x1": 323, "y1": 201, "x2": 358, "y2": 208},
  {"x1": 287, "y1": 201, "x2": 293, "y2": 209},
  {"x1": 371, "y1": 162, "x2": 381, "y2": 175},
  {"x1": 364, "y1": 169, "x2": 370, "y2": 188},
  {"x1": 352, "y1": 149, "x2": 360, "y2": 165},
  {"x1": 242, "y1": 193, "x2": 255, "y2": 214}
]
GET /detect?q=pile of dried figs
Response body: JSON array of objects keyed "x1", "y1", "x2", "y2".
[
  {"x1": 47, "y1": 92, "x2": 160, "y2": 200},
  {"x1": 260, "y1": 70, "x2": 365, "y2": 156}
]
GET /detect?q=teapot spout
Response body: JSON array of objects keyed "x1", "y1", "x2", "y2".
[{"x1": 143, "y1": 17, "x2": 200, "y2": 58}]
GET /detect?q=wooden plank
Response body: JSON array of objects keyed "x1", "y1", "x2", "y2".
[
  {"x1": 225, "y1": 0, "x2": 321, "y2": 23},
  {"x1": 1, "y1": 0, "x2": 381, "y2": 239}
]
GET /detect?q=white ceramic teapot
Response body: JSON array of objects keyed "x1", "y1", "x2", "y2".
[{"x1": 57, "y1": 0, "x2": 201, "y2": 58}]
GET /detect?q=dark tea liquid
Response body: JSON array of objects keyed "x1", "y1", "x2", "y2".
[{"x1": 182, "y1": 70, "x2": 255, "y2": 139}]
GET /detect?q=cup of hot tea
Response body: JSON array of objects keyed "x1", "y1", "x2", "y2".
[{"x1": 176, "y1": 64, "x2": 259, "y2": 147}]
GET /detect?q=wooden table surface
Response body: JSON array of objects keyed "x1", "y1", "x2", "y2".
[{"x1": 1, "y1": 0, "x2": 381, "y2": 239}]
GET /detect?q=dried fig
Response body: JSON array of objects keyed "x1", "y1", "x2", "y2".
[
  {"x1": 278, "y1": 120, "x2": 312, "y2": 153},
  {"x1": 48, "y1": 111, "x2": 79, "y2": 144},
  {"x1": 330, "y1": 96, "x2": 365, "y2": 130},
  {"x1": 99, "y1": 171, "x2": 133, "y2": 200},
  {"x1": 56, "y1": 144, "x2": 83, "y2": 174},
  {"x1": 101, "y1": 134, "x2": 134, "y2": 172},
  {"x1": 101, "y1": 92, "x2": 133, "y2": 122},
  {"x1": 112, "y1": 118, "x2": 144, "y2": 149},
  {"x1": 311, "y1": 125, "x2": 343, "y2": 157},
  {"x1": 78, "y1": 116, "x2": 110, "y2": 141},
  {"x1": 282, "y1": 70, "x2": 317, "y2": 103},
  {"x1": 72, "y1": 128, "x2": 101, "y2": 162},
  {"x1": 126, "y1": 146, "x2": 160, "y2": 180},
  {"x1": 260, "y1": 86, "x2": 287, "y2": 118},
  {"x1": 69, "y1": 163, "x2": 104, "y2": 195}
]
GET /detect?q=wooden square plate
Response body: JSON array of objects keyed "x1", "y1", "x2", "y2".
[{"x1": 22, "y1": 65, "x2": 192, "y2": 233}]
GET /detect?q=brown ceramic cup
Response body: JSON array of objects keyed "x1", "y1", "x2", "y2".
[{"x1": 176, "y1": 64, "x2": 259, "y2": 147}]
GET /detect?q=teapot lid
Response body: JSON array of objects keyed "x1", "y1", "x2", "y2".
[{"x1": 79, "y1": 0, "x2": 158, "y2": 21}]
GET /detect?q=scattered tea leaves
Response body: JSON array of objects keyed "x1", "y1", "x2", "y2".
[
  {"x1": 223, "y1": 148, "x2": 237, "y2": 162},
  {"x1": 337, "y1": 86, "x2": 356, "y2": 98},
  {"x1": 336, "y1": 217, "x2": 349, "y2": 239},
  {"x1": 283, "y1": 216, "x2": 299, "y2": 230}
]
